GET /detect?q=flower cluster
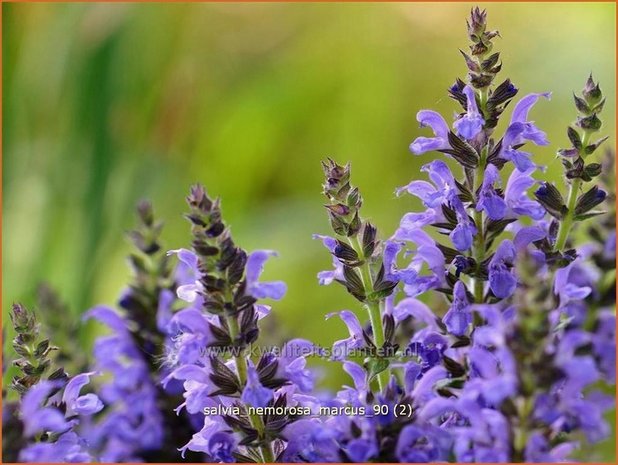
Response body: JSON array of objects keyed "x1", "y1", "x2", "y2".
[
  {"x1": 161, "y1": 185, "x2": 316, "y2": 463},
  {"x1": 83, "y1": 201, "x2": 198, "y2": 462},
  {"x1": 4, "y1": 304, "x2": 102, "y2": 462},
  {"x1": 307, "y1": 6, "x2": 615, "y2": 462},
  {"x1": 2, "y1": 7, "x2": 615, "y2": 464}
]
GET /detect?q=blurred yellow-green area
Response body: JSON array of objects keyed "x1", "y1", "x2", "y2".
[{"x1": 2, "y1": 2, "x2": 616, "y2": 461}]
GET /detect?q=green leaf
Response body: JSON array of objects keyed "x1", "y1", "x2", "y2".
[{"x1": 366, "y1": 358, "x2": 390, "y2": 383}]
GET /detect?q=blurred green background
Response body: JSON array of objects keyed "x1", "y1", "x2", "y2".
[{"x1": 2, "y1": 2, "x2": 616, "y2": 460}]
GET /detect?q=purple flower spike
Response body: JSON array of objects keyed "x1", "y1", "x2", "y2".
[
  {"x1": 410, "y1": 110, "x2": 450, "y2": 154},
  {"x1": 454, "y1": 85, "x2": 484, "y2": 140},
  {"x1": 246, "y1": 250, "x2": 287, "y2": 300}
]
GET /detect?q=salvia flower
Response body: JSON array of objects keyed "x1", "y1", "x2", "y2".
[
  {"x1": 82, "y1": 203, "x2": 198, "y2": 462},
  {"x1": 6, "y1": 304, "x2": 102, "y2": 463},
  {"x1": 164, "y1": 184, "x2": 317, "y2": 463}
]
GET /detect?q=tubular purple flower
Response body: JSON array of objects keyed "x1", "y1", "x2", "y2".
[
  {"x1": 410, "y1": 110, "x2": 450, "y2": 154},
  {"x1": 63, "y1": 372, "x2": 103, "y2": 416},
  {"x1": 83, "y1": 305, "x2": 129, "y2": 333},
  {"x1": 393, "y1": 212, "x2": 439, "y2": 246},
  {"x1": 313, "y1": 234, "x2": 344, "y2": 285},
  {"x1": 246, "y1": 250, "x2": 287, "y2": 300},
  {"x1": 488, "y1": 240, "x2": 517, "y2": 298},
  {"x1": 281, "y1": 419, "x2": 341, "y2": 462},
  {"x1": 162, "y1": 364, "x2": 214, "y2": 415},
  {"x1": 179, "y1": 416, "x2": 229, "y2": 458},
  {"x1": 21, "y1": 381, "x2": 71, "y2": 437},
  {"x1": 525, "y1": 432, "x2": 577, "y2": 462},
  {"x1": 504, "y1": 168, "x2": 546, "y2": 219},
  {"x1": 326, "y1": 310, "x2": 365, "y2": 359},
  {"x1": 341, "y1": 361, "x2": 369, "y2": 399},
  {"x1": 157, "y1": 289, "x2": 175, "y2": 333},
  {"x1": 411, "y1": 365, "x2": 448, "y2": 406},
  {"x1": 453, "y1": 85, "x2": 484, "y2": 140},
  {"x1": 345, "y1": 438, "x2": 379, "y2": 462},
  {"x1": 168, "y1": 249, "x2": 202, "y2": 303},
  {"x1": 166, "y1": 308, "x2": 214, "y2": 366},
  {"x1": 500, "y1": 92, "x2": 551, "y2": 171},
  {"x1": 207, "y1": 431, "x2": 237, "y2": 463},
  {"x1": 442, "y1": 281, "x2": 472, "y2": 336},
  {"x1": 397, "y1": 160, "x2": 457, "y2": 209},
  {"x1": 593, "y1": 311, "x2": 616, "y2": 382},
  {"x1": 476, "y1": 164, "x2": 507, "y2": 220},
  {"x1": 467, "y1": 345, "x2": 517, "y2": 405},
  {"x1": 19, "y1": 432, "x2": 93, "y2": 463},
  {"x1": 396, "y1": 425, "x2": 452, "y2": 462},
  {"x1": 510, "y1": 92, "x2": 552, "y2": 126},
  {"x1": 277, "y1": 339, "x2": 317, "y2": 393},
  {"x1": 513, "y1": 225, "x2": 547, "y2": 251},
  {"x1": 383, "y1": 240, "x2": 407, "y2": 282},
  {"x1": 450, "y1": 197, "x2": 477, "y2": 251},
  {"x1": 393, "y1": 298, "x2": 440, "y2": 329},
  {"x1": 407, "y1": 333, "x2": 448, "y2": 371},
  {"x1": 241, "y1": 363, "x2": 273, "y2": 408},
  {"x1": 554, "y1": 260, "x2": 592, "y2": 306},
  {"x1": 403, "y1": 361, "x2": 422, "y2": 393}
]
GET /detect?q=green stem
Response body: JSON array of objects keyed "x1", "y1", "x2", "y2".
[
  {"x1": 225, "y1": 314, "x2": 274, "y2": 463},
  {"x1": 226, "y1": 316, "x2": 248, "y2": 384},
  {"x1": 472, "y1": 210, "x2": 485, "y2": 303},
  {"x1": 366, "y1": 300, "x2": 388, "y2": 391},
  {"x1": 553, "y1": 131, "x2": 591, "y2": 252},
  {"x1": 553, "y1": 179, "x2": 581, "y2": 252},
  {"x1": 514, "y1": 396, "x2": 533, "y2": 461},
  {"x1": 350, "y1": 237, "x2": 390, "y2": 391},
  {"x1": 478, "y1": 87, "x2": 489, "y2": 117},
  {"x1": 471, "y1": 159, "x2": 486, "y2": 303}
]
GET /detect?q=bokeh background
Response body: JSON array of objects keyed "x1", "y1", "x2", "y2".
[{"x1": 2, "y1": 2, "x2": 616, "y2": 460}]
